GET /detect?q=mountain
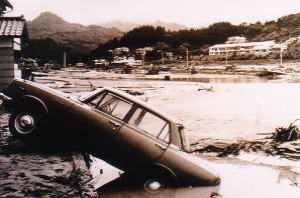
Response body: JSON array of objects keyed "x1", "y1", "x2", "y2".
[
  {"x1": 148, "y1": 20, "x2": 187, "y2": 31},
  {"x1": 97, "y1": 20, "x2": 188, "y2": 32},
  {"x1": 97, "y1": 20, "x2": 140, "y2": 32},
  {"x1": 27, "y1": 12, "x2": 123, "y2": 52}
]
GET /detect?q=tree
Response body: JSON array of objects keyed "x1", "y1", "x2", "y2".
[
  {"x1": 120, "y1": 26, "x2": 166, "y2": 48},
  {"x1": 21, "y1": 38, "x2": 72, "y2": 65}
]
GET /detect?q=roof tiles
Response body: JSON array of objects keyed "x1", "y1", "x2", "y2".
[{"x1": 0, "y1": 18, "x2": 25, "y2": 37}]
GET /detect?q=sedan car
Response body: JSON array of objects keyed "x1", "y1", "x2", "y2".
[{"x1": 0, "y1": 79, "x2": 220, "y2": 194}]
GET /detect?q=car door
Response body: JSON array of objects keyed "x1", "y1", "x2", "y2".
[
  {"x1": 114, "y1": 106, "x2": 171, "y2": 168},
  {"x1": 70, "y1": 91, "x2": 134, "y2": 157},
  {"x1": 91, "y1": 92, "x2": 133, "y2": 136}
]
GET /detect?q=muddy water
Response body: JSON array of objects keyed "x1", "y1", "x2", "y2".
[
  {"x1": 144, "y1": 82, "x2": 300, "y2": 140},
  {"x1": 40, "y1": 74, "x2": 300, "y2": 140}
]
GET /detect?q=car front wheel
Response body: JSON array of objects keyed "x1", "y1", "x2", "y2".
[
  {"x1": 137, "y1": 170, "x2": 177, "y2": 198},
  {"x1": 9, "y1": 109, "x2": 45, "y2": 139}
]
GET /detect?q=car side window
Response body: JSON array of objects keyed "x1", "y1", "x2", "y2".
[
  {"x1": 128, "y1": 108, "x2": 170, "y2": 143},
  {"x1": 97, "y1": 93, "x2": 132, "y2": 120}
]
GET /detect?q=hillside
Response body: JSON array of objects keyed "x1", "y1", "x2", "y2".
[
  {"x1": 149, "y1": 20, "x2": 187, "y2": 31},
  {"x1": 27, "y1": 12, "x2": 123, "y2": 52},
  {"x1": 244, "y1": 13, "x2": 300, "y2": 42},
  {"x1": 97, "y1": 20, "x2": 188, "y2": 32}
]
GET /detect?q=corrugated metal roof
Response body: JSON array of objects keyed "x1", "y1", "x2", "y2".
[{"x1": 0, "y1": 17, "x2": 26, "y2": 37}]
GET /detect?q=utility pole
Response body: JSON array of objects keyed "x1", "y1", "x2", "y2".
[
  {"x1": 186, "y1": 48, "x2": 189, "y2": 67},
  {"x1": 63, "y1": 51, "x2": 67, "y2": 67},
  {"x1": 161, "y1": 52, "x2": 164, "y2": 66},
  {"x1": 279, "y1": 39, "x2": 283, "y2": 67},
  {"x1": 225, "y1": 48, "x2": 228, "y2": 67},
  {"x1": 142, "y1": 52, "x2": 146, "y2": 67},
  {"x1": 280, "y1": 48, "x2": 283, "y2": 67}
]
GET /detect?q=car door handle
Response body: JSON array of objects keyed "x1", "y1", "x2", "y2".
[
  {"x1": 155, "y1": 143, "x2": 167, "y2": 151},
  {"x1": 109, "y1": 120, "x2": 120, "y2": 128}
]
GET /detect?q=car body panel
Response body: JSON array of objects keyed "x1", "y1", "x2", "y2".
[{"x1": 114, "y1": 122, "x2": 169, "y2": 164}]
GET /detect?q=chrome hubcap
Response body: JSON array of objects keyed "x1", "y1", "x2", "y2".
[
  {"x1": 20, "y1": 115, "x2": 34, "y2": 127},
  {"x1": 148, "y1": 181, "x2": 162, "y2": 191},
  {"x1": 144, "y1": 179, "x2": 163, "y2": 193},
  {"x1": 15, "y1": 114, "x2": 36, "y2": 134}
]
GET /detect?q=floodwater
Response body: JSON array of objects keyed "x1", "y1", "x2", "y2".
[
  {"x1": 40, "y1": 70, "x2": 300, "y2": 140},
  {"x1": 34, "y1": 70, "x2": 300, "y2": 198}
]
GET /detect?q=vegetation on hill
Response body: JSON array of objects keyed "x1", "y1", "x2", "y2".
[
  {"x1": 27, "y1": 12, "x2": 123, "y2": 53},
  {"x1": 22, "y1": 12, "x2": 299, "y2": 65},
  {"x1": 91, "y1": 13, "x2": 299, "y2": 60},
  {"x1": 19, "y1": 38, "x2": 89, "y2": 65}
]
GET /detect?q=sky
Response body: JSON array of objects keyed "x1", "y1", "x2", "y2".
[{"x1": 6, "y1": 0, "x2": 300, "y2": 27}]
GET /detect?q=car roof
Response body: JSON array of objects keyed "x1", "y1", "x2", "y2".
[{"x1": 85, "y1": 87, "x2": 183, "y2": 125}]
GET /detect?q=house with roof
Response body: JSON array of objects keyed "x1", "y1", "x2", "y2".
[{"x1": 0, "y1": 16, "x2": 28, "y2": 91}]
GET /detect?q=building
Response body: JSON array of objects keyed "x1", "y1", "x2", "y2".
[
  {"x1": 91, "y1": 59, "x2": 109, "y2": 68},
  {"x1": 0, "y1": 16, "x2": 28, "y2": 91},
  {"x1": 111, "y1": 56, "x2": 142, "y2": 67},
  {"x1": 135, "y1": 47, "x2": 154, "y2": 55},
  {"x1": 113, "y1": 47, "x2": 129, "y2": 55},
  {"x1": 209, "y1": 40, "x2": 287, "y2": 56},
  {"x1": 226, "y1": 36, "x2": 247, "y2": 44}
]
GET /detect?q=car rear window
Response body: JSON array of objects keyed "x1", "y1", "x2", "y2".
[{"x1": 128, "y1": 108, "x2": 170, "y2": 143}]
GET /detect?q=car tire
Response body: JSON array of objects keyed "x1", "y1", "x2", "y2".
[
  {"x1": 98, "y1": 169, "x2": 177, "y2": 198},
  {"x1": 9, "y1": 109, "x2": 46, "y2": 139},
  {"x1": 137, "y1": 169, "x2": 177, "y2": 198},
  {"x1": 143, "y1": 177, "x2": 176, "y2": 198}
]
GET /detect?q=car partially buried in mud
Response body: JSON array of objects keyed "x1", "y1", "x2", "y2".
[{"x1": 0, "y1": 79, "x2": 220, "y2": 194}]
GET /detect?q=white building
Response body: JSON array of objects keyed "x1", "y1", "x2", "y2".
[
  {"x1": 111, "y1": 57, "x2": 142, "y2": 66},
  {"x1": 226, "y1": 36, "x2": 247, "y2": 44},
  {"x1": 209, "y1": 40, "x2": 287, "y2": 56}
]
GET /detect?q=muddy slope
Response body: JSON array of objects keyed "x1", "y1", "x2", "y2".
[{"x1": 0, "y1": 112, "x2": 97, "y2": 198}]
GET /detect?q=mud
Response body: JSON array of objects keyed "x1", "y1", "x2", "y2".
[{"x1": 0, "y1": 112, "x2": 97, "y2": 198}]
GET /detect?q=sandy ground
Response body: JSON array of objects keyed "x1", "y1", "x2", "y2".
[{"x1": 1, "y1": 66, "x2": 300, "y2": 197}]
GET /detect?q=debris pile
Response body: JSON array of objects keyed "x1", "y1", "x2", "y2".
[
  {"x1": 272, "y1": 120, "x2": 300, "y2": 142},
  {"x1": 191, "y1": 139, "x2": 300, "y2": 160},
  {"x1": 123, "y1": 90, "x2": 144, "y2": 96},
  {"x1": 198, "y1": 86, "x2": 214, "y2": 92},
  {"x1": 191, "y1": 121, "x2": 300, "y2": 160}
]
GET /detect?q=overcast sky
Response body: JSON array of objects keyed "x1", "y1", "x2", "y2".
[{"x1": 7, "y1": 0, "x2": 300, "y2": 27}]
